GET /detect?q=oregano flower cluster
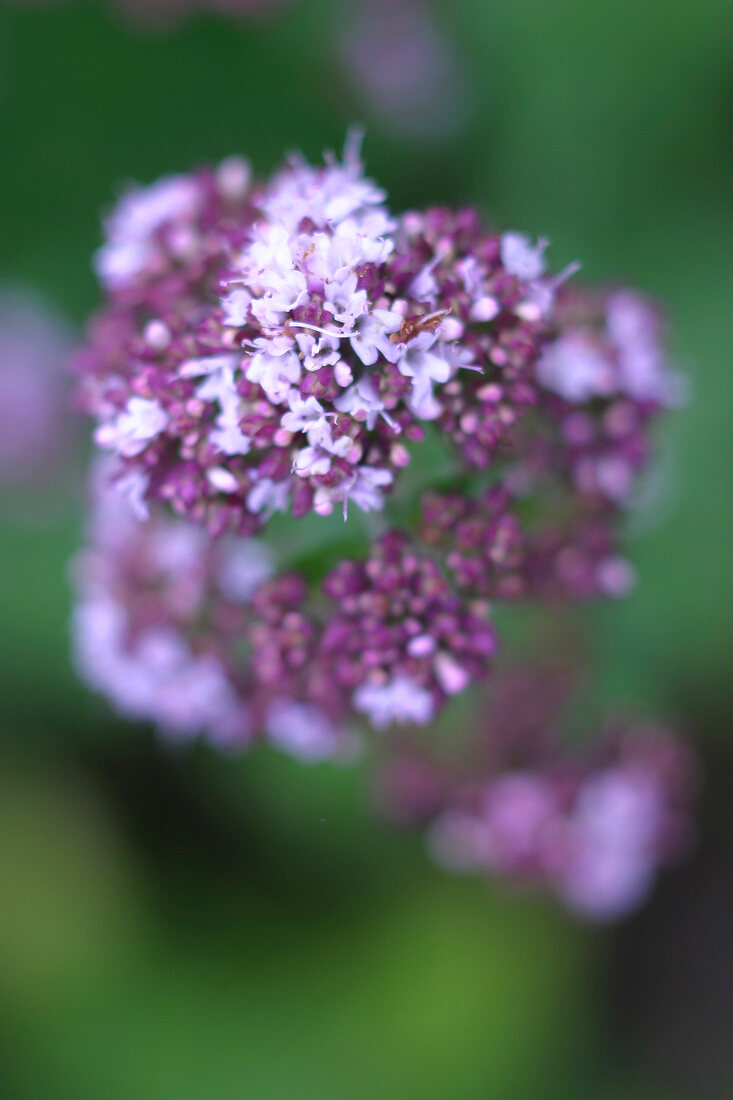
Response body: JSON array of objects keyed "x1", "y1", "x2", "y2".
[{"x1": 72, "y1": 137, "x2": 693, "y2": 917}]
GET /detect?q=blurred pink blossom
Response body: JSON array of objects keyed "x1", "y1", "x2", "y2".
[
  {"x1": 0, "y1": 287, "x2": 75, "y2": 488},
  {"x1": 336, "y1": 0, "x2": 471, "y2": 142}
]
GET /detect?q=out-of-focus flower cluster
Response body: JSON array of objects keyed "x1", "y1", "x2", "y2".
[
  {"x1": 335, "y1": 0, "x2": 471, "y2": 143},
  {"x1": 71, "y1": 138, "x2": 694, "y2": 918},
  {"x1": 378, "y1": 666, "x2": 697, "y2": 920},
  {"x1": 0, "y1": 287, "x2": 75, "y2": 489}
]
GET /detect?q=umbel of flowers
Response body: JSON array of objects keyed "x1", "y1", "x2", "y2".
[{"x1": 72, "y1": 136, "x2": 692, "y2": 918}]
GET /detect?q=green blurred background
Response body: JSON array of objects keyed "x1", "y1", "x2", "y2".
[{"x1": 1, "y1": 1, "x2": 732, "y2": 1096}]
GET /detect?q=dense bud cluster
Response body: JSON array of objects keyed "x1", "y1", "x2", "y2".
[
  {"x1": 420, "y1": 485, "x2": 633, "y2": 601},
  {"x1": 323, "y1": 533, "x2": 496, "y2": 728}
]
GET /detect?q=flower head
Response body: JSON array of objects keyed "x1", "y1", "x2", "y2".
[{"x1": 77, "y1": 141, "x2": 571, "y2": 534}]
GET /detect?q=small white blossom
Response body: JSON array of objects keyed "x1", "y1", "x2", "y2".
[
  {"x1": 246, "y1": 476, "x2": 292, "y2": 516},
  {"x1": 537, "y1": 333, "x2": 616, "y2": 403},
  {"x1": 216, "y1": 540, "x2": 273, "y2": 602},
  {"x1": 220, "y1": 288, "x2": 251, "y2": 327},
  {"x1": 409, "y1": 254, "x2": 443, "y2": 301},
  {"x1": 266, "y1": 700, "x2": 343, "y2": 762},
  {"x1": 334, "y1": 377, "x2": 399, "y2": 431},
  {"x1": 95, "y1": 175, "x2": 201, "y2": 290},
  {"x1": 353, "y1": 676, "x2": 435, "y2": 729},
  {"x1": 349, "y1": 308, "x2": 403, "y2": 366},
  {"x1": 313, "y1": 465, "x2": 393, "y2": 517},
  {"x1": 95, "y1": 397, "x2": 169, "y2": 457},
  {"x1": 293, "y1": 445, "x2": 334, "y2": 478},
  {"x1": 115, "y1": 469, "x2": 150, "y2": 520},
  {"x1": 179, "y1": 353, "x2": 241, "y2": 380},
  {"x1": 500, "y1": 232, "x2": 548, "y2": 281},
  {"x1": 280, "y1": 390, "x2": 334, "y2": 445},
  {"x1": 215, "y1": 156, "x2": 251, "y2": 203},
  {"x1": 323, "y1": 271, "x2": 369, "y2": 329},
  {"x1": 245, "y1": 342, "x2": 301, "y2": 402},
  {"x1": 394, "y1": 331, "x2": 452, "y2": 419},
  {"x1": 469, "y1": 296, "x2": 499, "y2": 323}
]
